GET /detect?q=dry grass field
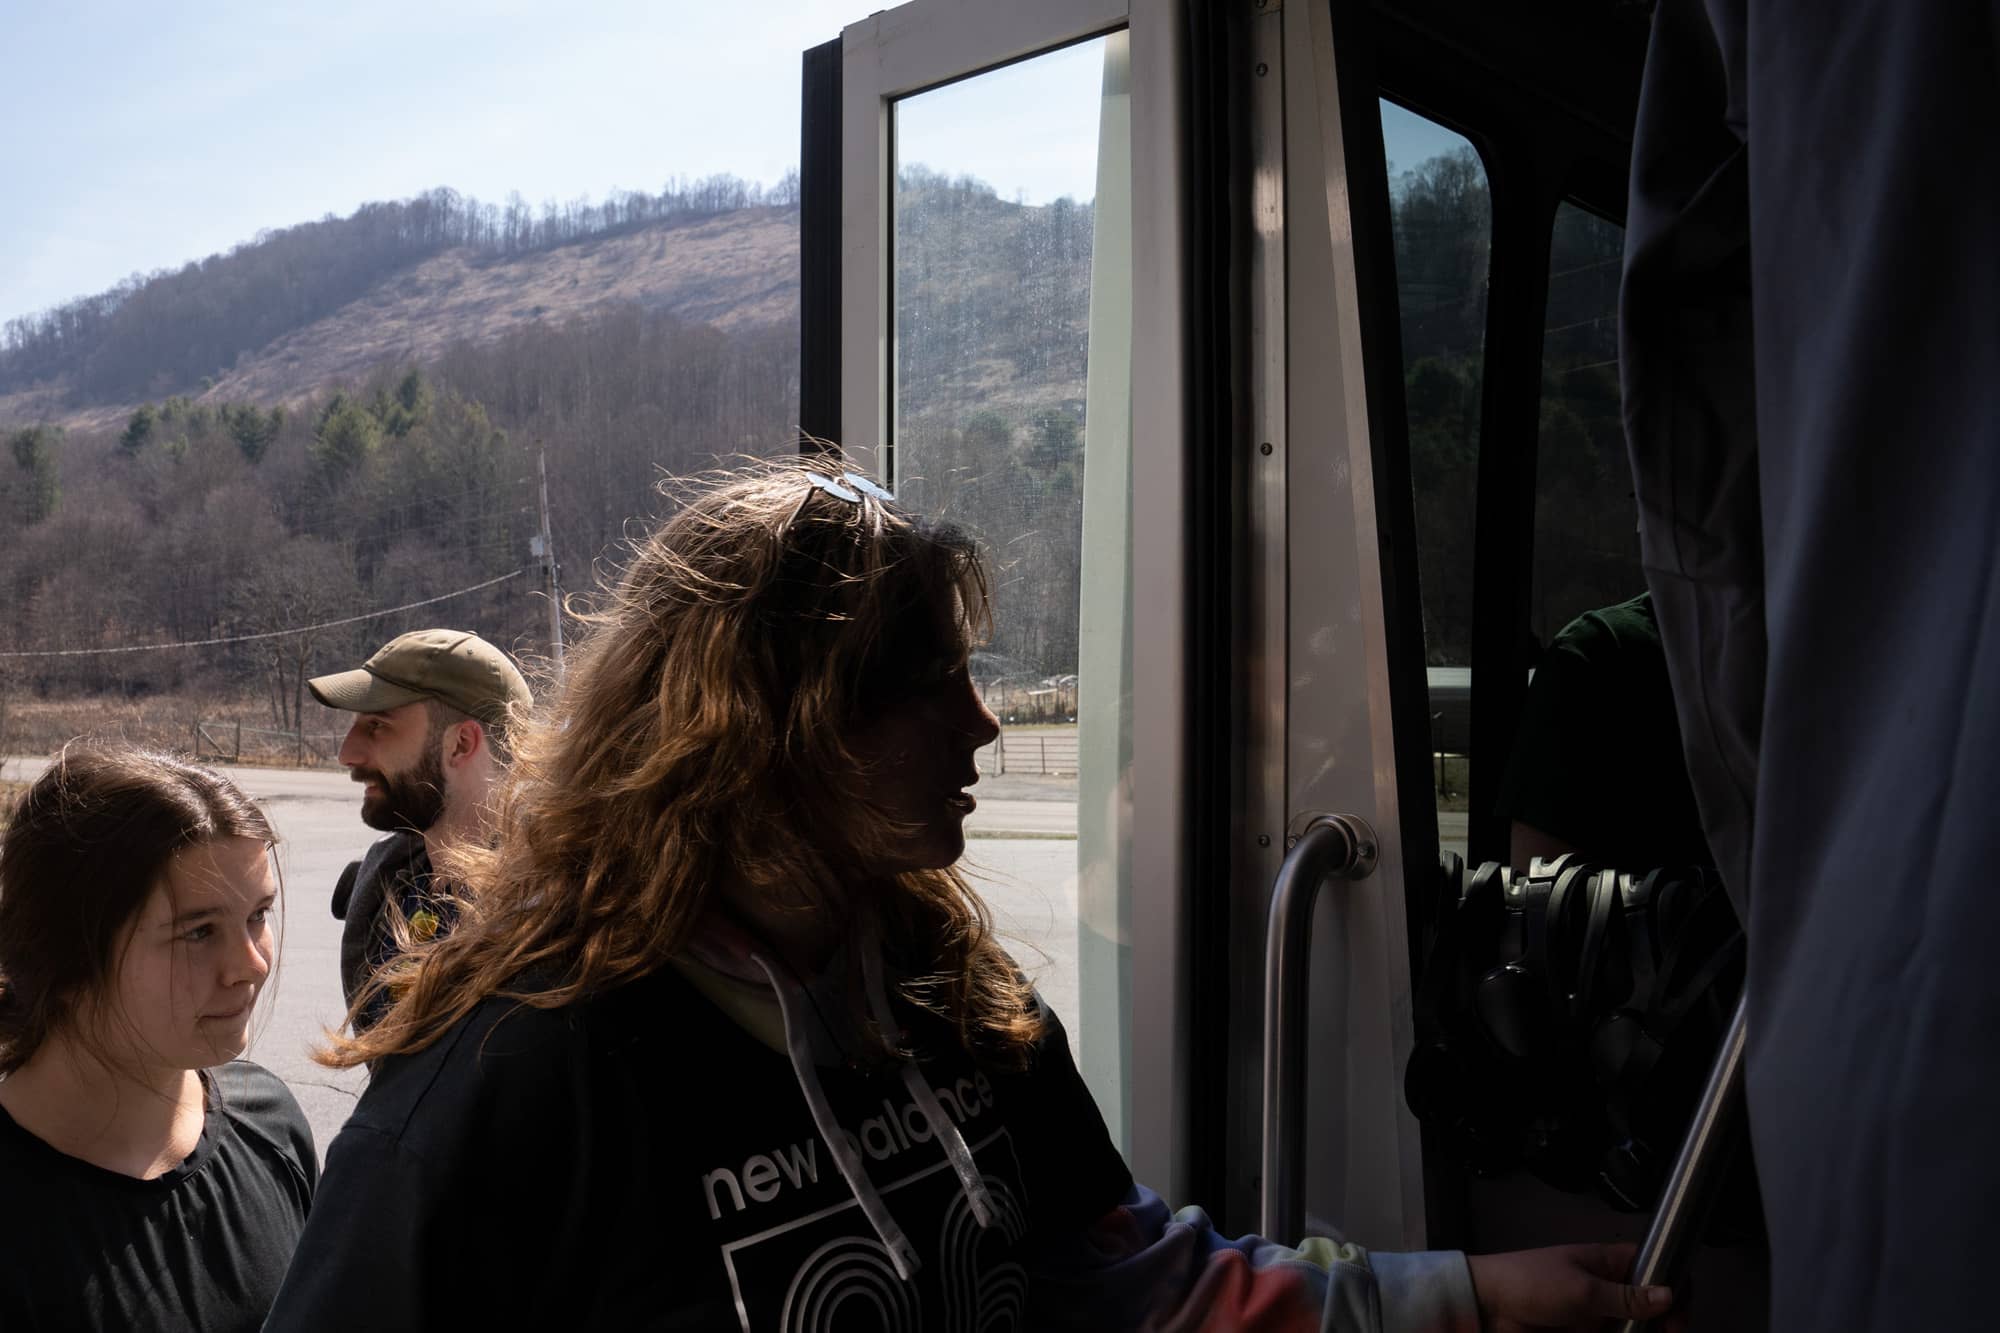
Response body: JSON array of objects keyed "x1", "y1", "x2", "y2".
[{"x1": 1, "y1": 692, "x2": 349, "y2": 766}]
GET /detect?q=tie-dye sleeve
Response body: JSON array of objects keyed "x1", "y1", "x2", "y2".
[{"x1": 1024, "y1": 1184, "x2": 1480, "y2": 1333}]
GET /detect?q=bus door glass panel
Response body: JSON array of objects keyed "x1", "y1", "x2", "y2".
[
  {"x1": 1531, "y1": 203, "x2": 1636, "y2": 645},
  {"x1": 1380, "y1": 100, "x2": 1491, "y2": 866},
  {"x1": 1464, "y1": 198, "x2": 1652, "y2": 1252},
  {"x1": 1436, "y1": 195, "x2": 1769, "y2": 1326},
  {"x1": 889, "y1": 33, "x2": 1138, "y2": 1143},
  {"x1": 1505, "y1": 202, "x2": 1705, "y2": 875}
]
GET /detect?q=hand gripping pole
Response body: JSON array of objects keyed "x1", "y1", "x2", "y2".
[{"x1": 1611, "y1": 992, "x2": 1750, "y2": 1332}]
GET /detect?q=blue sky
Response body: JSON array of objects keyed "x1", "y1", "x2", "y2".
[{"x1": 2, "y1": 2, "x2": 1473, "y2": 327}]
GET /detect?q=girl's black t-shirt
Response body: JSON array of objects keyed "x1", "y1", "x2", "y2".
[
  {"x1": 265, "y1": 965, "x2": 1134, "y2": 1332},
  {"x1": 0, "y1": 1060, "x2": 318, "y2": 1332}
]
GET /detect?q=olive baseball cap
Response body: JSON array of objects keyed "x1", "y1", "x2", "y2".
[{"x1": 307, "y1": 629, "x2": 531, "y2": 731}]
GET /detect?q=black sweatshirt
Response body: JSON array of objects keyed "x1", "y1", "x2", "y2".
[{"x1": 264, "y1": 964, "x2": 1132, "y2": 1331}]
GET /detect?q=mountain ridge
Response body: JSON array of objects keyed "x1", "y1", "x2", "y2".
[{"x1": 0, "y1": 205, "x2": 800, "y2": 431}]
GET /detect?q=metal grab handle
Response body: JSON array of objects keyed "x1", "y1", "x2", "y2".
[
  {"x1": 1260, "y1": 812, "x2": 1379, "y2": 1241},
  {"x1": 1611, "y1": 992, "x2": 1750, "y2": 1332}
]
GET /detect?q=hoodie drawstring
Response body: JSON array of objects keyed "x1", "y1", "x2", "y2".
[
  {"x1": 862, "y1": 946, "x2": 998, "y2": 1229},
  {"x1": 751, "y1": 951, "x2": 924, "y2": 1281}
]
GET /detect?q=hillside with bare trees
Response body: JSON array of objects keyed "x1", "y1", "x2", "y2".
[
  {"x1": 0, "y1": 170, "x2": 1103, "y2": 755},
  {"x1": 0, "y1": 146, "x2": 1579, "y2": 758}
]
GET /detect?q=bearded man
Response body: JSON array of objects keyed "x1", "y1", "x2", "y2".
[{"x1": 310, "y1": 629, "x2": 532, "y2": 1033}]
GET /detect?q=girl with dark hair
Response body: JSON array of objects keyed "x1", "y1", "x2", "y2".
[
  {"x1": 0, "y1": 744, "x2": 316, "y2": 1331},
  {"x1": 268, "y1": 459, "x2": 1671, "y2": 1332}
]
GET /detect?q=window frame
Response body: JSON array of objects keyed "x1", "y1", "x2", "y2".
[
  {"x1": 1369, "y1": 28, "x2": 1637, "y2": 870},
  {"x1": 837, "y1": 0, "x2": 1128, "y2": 476},
  {"x1": 813, "y1": 0, "x2": 1209, "y2": 1209}
]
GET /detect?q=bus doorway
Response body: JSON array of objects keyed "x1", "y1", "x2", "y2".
[{"x1": 801, "y1": 0, "x2": 1766, "y2": 1325}]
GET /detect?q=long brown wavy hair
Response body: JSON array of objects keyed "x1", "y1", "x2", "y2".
[{"x1": 323, "y1": 456, "x2": 1042, "y2": 1069}]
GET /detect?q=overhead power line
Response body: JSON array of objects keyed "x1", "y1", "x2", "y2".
[{"x1": 0, "y1": 570, "x2": 526, "y2": 659}]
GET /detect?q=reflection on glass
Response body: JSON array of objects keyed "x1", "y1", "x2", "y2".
[
  {"x1": 1532, "y1": 203, "x2": 1636, "y2": 645},
  {"x1": 1381, "y1": 100, "x2": 1491, "y2": 863},
  {"x1": 892, "y1": 33, "x2": 1135, "y2": 1145}
]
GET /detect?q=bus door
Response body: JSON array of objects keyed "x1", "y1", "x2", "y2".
[
  {"x1": 1251, "y1": 0, "x2": 1665, "y2": 1256},
  {"x1": 799, "y1": 0, "x2": 1461, "y2": 1250},
  {"x1": 797, "y1": 0, "x2": 1648, "y2": 1261},
  {"x1": 798, "y1": 0, "x2": 1208, "y2": 1207},
  {"x1": 1290, "y1": 11, "x2": 1769, "y2": 1327},
  {"x1": 1229, "y1": 0, "x2": 1440, "y2": 1249}
]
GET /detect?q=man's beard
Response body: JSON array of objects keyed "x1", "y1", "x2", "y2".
[{"x1": 355, "y1": 744, "x2": 446, "y2": 833}]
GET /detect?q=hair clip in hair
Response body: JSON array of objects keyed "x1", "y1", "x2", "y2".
[
  {"x1": 804, "y1": 469, "x2": 895, "y2": 505},
  {"x1": 803, "y1": 471, "x2": 861, "y2": 502},
  {"x1": 843, "y1": 471, "x2": 894, "y2": 502}
]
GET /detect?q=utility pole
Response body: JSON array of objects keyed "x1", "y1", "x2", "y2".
[{"x1": 533, "y1": 445, "x2": 564, "y2": 673}]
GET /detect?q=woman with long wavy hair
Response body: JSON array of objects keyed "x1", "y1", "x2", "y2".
[{"x1": 266, "y1": 458, "x2": 1673, "y2": 1332}]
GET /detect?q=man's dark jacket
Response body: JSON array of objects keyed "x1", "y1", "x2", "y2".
[{"x1": 330, "y1": 831, "x2": 430, "y2": 1023}]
